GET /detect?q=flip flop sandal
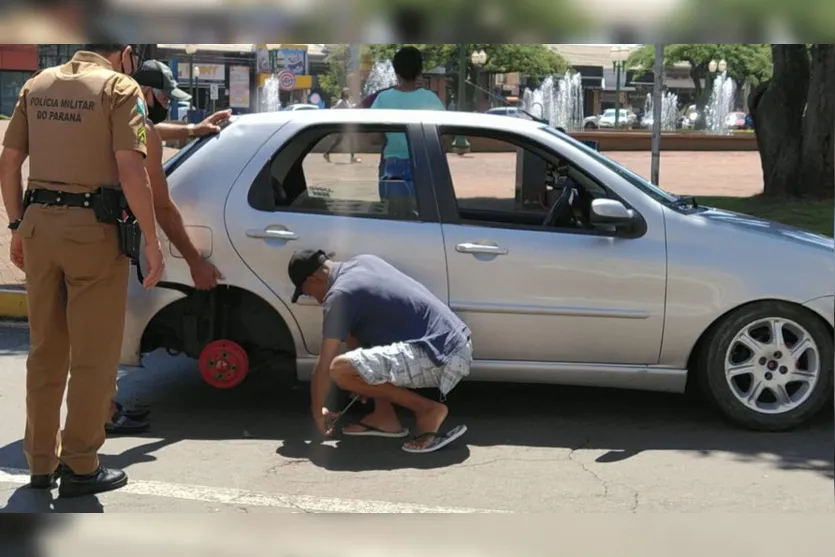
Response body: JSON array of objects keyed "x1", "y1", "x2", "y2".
[
  {"x1": 402, "y1": 424, "x2": 468, "y2": 454},
  {"x1": 342, "y1": 423, "x2": 410, "y2": 438}
]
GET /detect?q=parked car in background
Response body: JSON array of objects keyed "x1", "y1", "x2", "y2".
[
  {"x1": 586, "y1": 109, "x2": 637, "y2": 129},
  {"x1": 123, "y1": 109, "x2": 834, "y2": 433},
  {"x1": 485, "y1": 106, "x2": 534, "y2": 119},
  {"x1": 281, "y1": 103, "x2": 320, "y2": 111},
  {"x1": 726, "y1": 111, "x2": 750, "y2": 130}
]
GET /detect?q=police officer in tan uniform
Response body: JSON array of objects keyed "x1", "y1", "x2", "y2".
[{"x1": 0, "y1": 44, "x2": 165, "y2": 498}]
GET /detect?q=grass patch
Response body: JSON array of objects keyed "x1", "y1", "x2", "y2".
[{"x1": 698, "y1": 196, "x2": 833, "y2": 237}]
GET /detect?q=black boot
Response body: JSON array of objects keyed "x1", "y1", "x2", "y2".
[
  {"x1": 58, "y1": 465, "x2": 128, "y2": 499},
  {"x1": 29, "y1": 464, "x2": 63, "y2": 489}
]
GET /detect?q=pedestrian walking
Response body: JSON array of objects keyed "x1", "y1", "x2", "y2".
[
  {"x1": 368, "y1": 47, "x2": 444, "y2": 199},
  {"x1": 323, "y1": 88, "x2": 361, "y2": 164},
  {"x1": 288, "y1": 250, "x2": 472, "y2": 454},
  {"x1": 0, "y1": 43, "x2": 165, "y2": 498}
]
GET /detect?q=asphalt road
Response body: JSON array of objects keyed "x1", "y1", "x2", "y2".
[{"x1": 0, "y1": 323, "x2": 832, "y2": 514}]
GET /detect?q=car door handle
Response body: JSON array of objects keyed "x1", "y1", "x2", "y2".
[
  {"x1": 246, "y1": 228, "x2": 298, "y2": 241},
  {"x1": 455, "y1": 243, "x2": 509, "y2": 255}
]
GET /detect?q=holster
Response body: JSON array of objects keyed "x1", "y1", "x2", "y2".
[
  {"x1": 116, "y1": 215, "x2": 142, "y2": 262},
  {"x1": 91, "y1": 186, "x2": 125, "y2": 224}
]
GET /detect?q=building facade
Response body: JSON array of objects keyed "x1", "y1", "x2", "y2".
[{"x1": 0, "y1": 44, "x2": 37, "y2": 116}]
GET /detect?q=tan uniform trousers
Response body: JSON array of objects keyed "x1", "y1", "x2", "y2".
[{"x1": 18, "y1": 203, "x2": 130, "y2": 475}]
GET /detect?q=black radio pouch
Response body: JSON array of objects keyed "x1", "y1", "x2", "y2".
[
  {"x1": 93, "y1": 187, "x2": 124, "y2": 224},
  {"x1": 117, "y1": 214, "x2": 142, "y2": 261}
]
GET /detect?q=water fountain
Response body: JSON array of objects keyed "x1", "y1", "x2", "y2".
[
  {"x1": 363, "y1": 59, "x2": 398, "y2": 97},
  {"x1": 520, "y1": 71, "x2": 584, "y2": 131},
  {"x1": 643, "y1": 91, "x2": 680, "y2": 131},
  {"x1": 704, "y1": 71, "x2": 737, "y2": 135},
  {"x1": 260, "y1": 74, "x2": 281, "y2": 112}
]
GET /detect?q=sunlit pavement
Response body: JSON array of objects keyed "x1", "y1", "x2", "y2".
[{"x1": 0, "y1": 323, "x2": 831, "y2": 513}]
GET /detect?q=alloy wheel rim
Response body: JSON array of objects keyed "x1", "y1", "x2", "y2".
[{"x1": 724, "y1": 317, "x2": 820, "y2": 415}]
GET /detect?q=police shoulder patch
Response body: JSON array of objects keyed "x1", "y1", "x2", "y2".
[{"x1": 136, "y1": 97, "x2": 147, "y2": 118}]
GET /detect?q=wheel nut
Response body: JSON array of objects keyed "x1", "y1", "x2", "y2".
[
  {"x1": 765, "y1": 372, "x2": 773, "y2": 380},
  {"x1": 758, "y1": 357, "x2": 767, "y2": 365},
  {"x1": 779, "y1": 366, "x2": 788, "y2": 374},
  {"x1": 774, "y1": 351, "x2": 782, "y2": 359}
]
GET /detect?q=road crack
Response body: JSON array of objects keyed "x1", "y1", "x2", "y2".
[{"x1": 569, "y1": 435, "x2": 642, "y2": 512}]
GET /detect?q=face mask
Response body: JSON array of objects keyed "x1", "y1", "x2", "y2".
[{"x1": 148, "y1": 100, "x2": 169, "y2": 124}]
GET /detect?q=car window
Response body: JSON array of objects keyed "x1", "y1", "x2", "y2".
[
  {"x1": 439, "y1": 131, "x2": 612, "y2": 234},
  {"x1": 252, "y1": 126, "x2": 422, "y2": 221},
  {"x1": 540, "y1": 126, "x2": 679, "y2": 205},
  {"x1": 163, "y1": 132, "x2": 214, "y2": 177}
]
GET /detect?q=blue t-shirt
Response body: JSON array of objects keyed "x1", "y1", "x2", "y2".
[
  {"x1": 370, "y1": 88, "x2": 445, "y2": 160},
  {"x1": 321, "y1": 255, "x2": 470, "y2": 366}
]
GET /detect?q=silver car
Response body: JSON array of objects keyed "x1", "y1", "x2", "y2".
[{"x1": 120, "y1": 109, "x2": 834, "y2": 432}]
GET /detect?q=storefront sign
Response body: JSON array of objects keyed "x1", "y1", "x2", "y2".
[
  {"x1": 277, "y1": 70, "x2": 296, "y2": 91},
  {"x1": 229, "y1": 65, "x2": 250, "y2": 108},
  {"x1": 177, "y1": 63, "x2": 226, "y2": 82},
  {"x1": 254, "y1": 44, "x2": 308, "y2": 75}
]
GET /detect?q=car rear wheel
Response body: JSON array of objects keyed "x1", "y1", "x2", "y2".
[{"x1": 698, "y1": 301, "x2": 833, "y2": 431}]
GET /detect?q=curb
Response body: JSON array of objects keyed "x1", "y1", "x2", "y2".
[{"x1": 0, "y1": 287, "x2": 28, "y2": 320}]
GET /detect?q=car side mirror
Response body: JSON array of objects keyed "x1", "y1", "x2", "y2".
[{"x1": 589, "y1": 199, "x2": 640, "y2": 236}]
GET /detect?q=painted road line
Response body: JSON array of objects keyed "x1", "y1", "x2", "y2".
[
  {"x1": 0, "y1": 287, "x2": 27, "y2": 319},
  {"x1": 0, "y1": 467, "x2": 510, "y2": 513}
]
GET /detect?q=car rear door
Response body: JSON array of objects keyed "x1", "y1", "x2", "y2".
[
  {"x1": 224, "y1": 119, "x2": 448, "y2": 356},
  {"x1": 422, "y1": 123, "x2": 668, "y2": 366}
]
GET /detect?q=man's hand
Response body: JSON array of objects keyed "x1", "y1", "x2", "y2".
[
  {"x1": 188, "y1": 257, "x2": 223, "y2": 290},
  {"x1": 9, "y1": 232, "x2": 23, "y2": 271},
  {"x1": 313, "y1": 406, "x2": 341, "y2": 436},
  {"x1": 194, "y1": 110, "x2": 232, "y2": 137},
  {"x1": 142, "y1": 238, "x2": 165, "y2": 289}
]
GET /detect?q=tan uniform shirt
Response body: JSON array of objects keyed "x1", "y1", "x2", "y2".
[{"x1": 2, "y1": 50, "x2": 148, "y2": 195}]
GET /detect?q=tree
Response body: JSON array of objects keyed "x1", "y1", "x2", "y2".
[
  {"x1": 367, "y1": 44, "x2": 568, "y2": 78},
  {"x1": 318, "y1": 44, "x2": 350, "y2": 105},
  {"x1": 750, "y1": 44, "x2": 835, "y2": 199},
  {"x1": 366, "y1": 44, "x2": 568, "y2": 109},
  {"x1": 799, "y1": 44, "x2": 835, "y2": 199},
  {"x1": 747, "y1": 45, "x2": 809, "y2": 198},
  {"x1": 627, "y1": 44, "x2": 772, "y2": 126}
]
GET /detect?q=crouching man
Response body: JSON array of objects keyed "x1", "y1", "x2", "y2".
[{"x1": 288, "y1": 250, "x2": 472, "y2": 454}]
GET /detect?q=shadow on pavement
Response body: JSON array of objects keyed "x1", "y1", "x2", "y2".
[
  {"x1": 1, "y1": 487, "x2": 104, "y2": 513},
  {"x1": 0, "y1": 323, "x2": 29, "y2": 355},
  {"x1": 0, "y1": 349, "x2": 832, "y2": 483}
]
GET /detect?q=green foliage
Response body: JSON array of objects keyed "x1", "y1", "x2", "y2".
[
  {"x1": 698, "y1": 196, "x2": 833, "y2": 236},
  {"x1": 366, "y1": 44, "x2": 568, "y2": 77},
  {"x1": 318, "y1": 44, "x2": 349, "y2": 105},
  {"x1": 627, "y1": 44, "x2": 773, "y2": 87}
]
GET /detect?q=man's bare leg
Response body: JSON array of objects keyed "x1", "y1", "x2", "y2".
[
  {"x1": 341, "y1": 398, "x2": 403, "y2": 434},
  {"x1": 331, "y1": 357, "x2": 448, "y2": 449}
]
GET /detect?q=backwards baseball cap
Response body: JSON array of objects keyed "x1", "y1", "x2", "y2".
[
  {"x1": 288, "y1": 249, "x2": 329, "y2": 303},
  {"x1": 132, "y1": 60, "x2": 192, "y2": 102}
]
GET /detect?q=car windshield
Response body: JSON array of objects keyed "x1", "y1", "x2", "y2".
[{"x1": 540, "y1": 126, "x2": 679, "y2": 205}]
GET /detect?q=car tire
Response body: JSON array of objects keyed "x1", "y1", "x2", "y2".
[
  {"x1": 698, "y1": 301, "x2": 833, "y2": 431},
  {"x1": 584, "y1": 122, "x2": 597, "y2": 129}
]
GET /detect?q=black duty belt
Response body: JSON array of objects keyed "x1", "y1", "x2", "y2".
[{"x1": 24, "y1": 189, "x2": 99, "y2": 209}]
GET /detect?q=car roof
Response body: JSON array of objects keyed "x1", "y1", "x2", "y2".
[{"x1": 232, "y1": 109, "x2": 547, "y2": 133}]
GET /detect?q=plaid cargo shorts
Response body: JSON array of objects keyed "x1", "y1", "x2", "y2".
[{"x1": 345, "y1": 340, "x2": 473, "y2": 397}]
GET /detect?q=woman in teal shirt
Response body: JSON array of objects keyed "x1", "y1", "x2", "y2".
[{"x1": 370, "y1": 46, "x2": 445, "y2": 201}]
